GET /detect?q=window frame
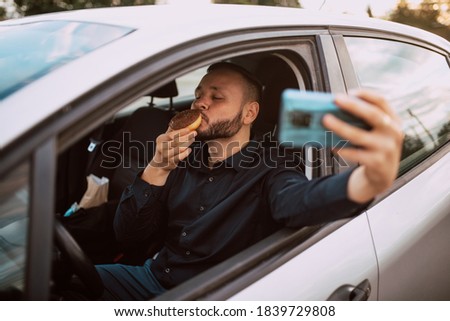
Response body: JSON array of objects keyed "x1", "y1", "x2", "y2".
[
  {"x1": 52, "y1": 28, "x2": 348, "y2": 300},
  {"x1": 26, "y1": 138, "x2": 56, "y2": 300},
  {"x1": 0, "y1": 26, "x2": 382, "y2": 300}
]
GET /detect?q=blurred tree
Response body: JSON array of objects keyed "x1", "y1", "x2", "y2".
[
  {"x1": 13, "y1": 0, "x2": 155, "y2": 16},
  {"x1": 401, "y1": 134, "x2": 425, "y2": 160},
  {"x1": 366, "y1": 5, "x2": 373, "y2": 18},
  {"x1": 0, "y1": 6, "x2": 6, "y2": 20},
  {"x1": 213, "y1": 0, "x2": 300, "y2": 8},
  {"x1": 389, "y1": 0, "x2": 450, "y2": 40}
]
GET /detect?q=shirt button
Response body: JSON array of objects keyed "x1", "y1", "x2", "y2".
[
  {"x1": 186, "y1": 251, "x2": 191, "y2": 256},
  {"x1": 181, "y1": 232, "x2": 187, "y2": 237},
  {"x1": 199, "y1": 206, "x2": 205, "y2": 212},
  {"x1": 165, "y1": 268, "x2": 170, "y2": 273},
  {"x1": 144, "y1": 190, "x2": 149, "y2": 197},
  {"x1": 208, "y1": 177, "x2": 214, "y2": 182}
]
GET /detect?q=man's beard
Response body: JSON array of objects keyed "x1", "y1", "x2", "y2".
[{"x1": 196, "y1": 109, "x2": 243, "y2": 141}]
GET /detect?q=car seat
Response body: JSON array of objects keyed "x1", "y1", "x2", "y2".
[
  {"x1": 253, "y1": 55, "x2": 327, "y2": 179},
  {"x1": 250, "y1": 55, "x2": 312, "y2": 176},
  {"x1": 59, "y1": 81, "x2": 177, "y2": 265},
  {"x1": 252, "y1": 55, "x2": 299, "y2": 142},
  {"x1": 89, "y1": 81, "x2": 177, "y2": 200}
]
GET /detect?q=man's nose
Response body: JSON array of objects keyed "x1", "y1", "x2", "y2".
[{"x1": 192, "y1": 97, "x2": 209, "y2": 110}]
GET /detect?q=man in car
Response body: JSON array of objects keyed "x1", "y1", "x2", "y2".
[{"x1": 95, "y1": 62, "x2": 404, "y2": 300}]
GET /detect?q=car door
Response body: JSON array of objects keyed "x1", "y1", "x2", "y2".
[{"x1": 339, "y1": 34, "x2": 450, "y2": 300}]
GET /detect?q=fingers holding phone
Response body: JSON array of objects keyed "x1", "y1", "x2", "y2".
[
  {"x1": 323, "y1": 90, "x2": 404, "y2": 203},
  {"x1": 323, "y1": 90, "x2": 403, "y2": 161},
  {"x1": 278, "y1": 88, "x2": 404, "y2": 202},
  {"x1": 324, "y1": 90, "x2": 403, "y2": 148}
]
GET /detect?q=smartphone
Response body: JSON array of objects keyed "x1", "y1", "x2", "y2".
[{"x1": 278, "y1": 89, "x2": 370, "y2": 148}]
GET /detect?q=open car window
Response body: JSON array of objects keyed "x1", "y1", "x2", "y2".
[
  {"x1": 54, "y1": 48, "x2": 319, "y2": 299},
  {"x1": 116, "y1": 67, "x2": 208, "y2": 117}
]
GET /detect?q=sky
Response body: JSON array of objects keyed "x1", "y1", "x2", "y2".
[
  {"x1": 300, "y1": 0, "x2": 422, "y2": 17},
  {"x1": 158, "y1": 0, "x2": 423, "y2": 18}
]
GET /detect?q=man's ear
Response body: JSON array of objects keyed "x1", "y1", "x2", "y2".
[{"x1": 243, "y1": 101, "x2": 259, "y2": 125}]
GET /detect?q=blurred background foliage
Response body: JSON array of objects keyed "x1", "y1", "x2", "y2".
[
  {"x1": 214, "y1": 0, "x2": 298, "y2": 6},
  {"x1": 390, "y1": 0, "x2": 450, "y2": 40},
  {"x1": 13, "y1": 0, "x2": 155, "y2": 16},
  {"x1": 0, "y1": 0, "x2": 449, "y2": 40}
]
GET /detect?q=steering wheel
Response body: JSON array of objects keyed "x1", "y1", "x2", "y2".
[{"x1": 54, "y1": 220, "x2": 104, "y2": 299}]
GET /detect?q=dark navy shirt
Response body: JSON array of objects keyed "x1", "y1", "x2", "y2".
[{"x1": 114, "y1": 141, "x2": 364, "y2": 289}]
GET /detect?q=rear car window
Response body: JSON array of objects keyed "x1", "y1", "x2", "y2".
[
  {"x1": 0, "y1": 20, "x2": 133, "y2": 100},
  {"x1": 344, "y1": 37, "x2": 450, "y2": 174}
]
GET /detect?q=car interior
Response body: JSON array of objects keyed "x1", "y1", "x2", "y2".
[{"x1": 49, "y1": 50, "x2": 329, "y2": 299}]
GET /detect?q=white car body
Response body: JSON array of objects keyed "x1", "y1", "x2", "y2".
[{"x1": 0, "y1": 4, "x2": 449, "y2": 301}]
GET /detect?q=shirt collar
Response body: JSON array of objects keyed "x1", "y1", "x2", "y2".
[
  {"x1": 223, "y1": 140, "x2": 262, "y2": 172},
  {"x1": 190, "y1": 140, "x2": 263, "y2": 173}
]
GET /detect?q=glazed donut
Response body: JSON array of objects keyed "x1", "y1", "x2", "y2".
[{"x1": 169, "y1": 109, "x2": 202, "y2": 130}]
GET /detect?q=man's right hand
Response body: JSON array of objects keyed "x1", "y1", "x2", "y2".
[{"x1": 141, "y1": 127, "x2": 197, "y2": 186}]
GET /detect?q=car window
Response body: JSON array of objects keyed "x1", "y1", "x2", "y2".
[
  {"x1": 0, "y1": 161, "x2": 29, "y2": 295},
  {"x1": 151, "y1": 67, "x2": 208, "y2": 108},
  {"x1": 344, "y1": 37, "x2": 450, "y2": 174},
  {"x1": 175, "y1": 67, "x2": 208, "y2": 99},
  {"x1": 0, "y1": 21, "x2": 133, "y2": 100},
  {"x1": 116, "y1": 67, "x2": 207, "y2": 116}
]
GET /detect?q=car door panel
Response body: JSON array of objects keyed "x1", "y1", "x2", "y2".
[
  {"x1": 229, "y1": 214, "x2": 378, "y2": 300},
  {"x1": 367, "y1": 151, "x2": 450, "y2": 300}
]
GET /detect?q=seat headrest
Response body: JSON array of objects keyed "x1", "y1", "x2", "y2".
[
  {"x1": 253, "y1": 56, "x2": 299, "y2": 137},
  {"x1": 149, "y1": 80, "x2": 178, "y2": 98}
]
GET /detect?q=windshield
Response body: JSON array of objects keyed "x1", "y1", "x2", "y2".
[{"x1": 0, "y1": 20, "x2": 133, "y2": 100}]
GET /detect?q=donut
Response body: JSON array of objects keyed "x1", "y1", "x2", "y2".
[{"x1": 169, "y1": 109, "x2": 202, "y2": 130}]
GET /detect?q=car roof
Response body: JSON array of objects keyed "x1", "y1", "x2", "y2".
[
  {"x1": 0, "y1": 4, "x2": 449, "y2": 151},
  {"x1": 2, "y1": 4, "x2": 448, "y2": 44}
]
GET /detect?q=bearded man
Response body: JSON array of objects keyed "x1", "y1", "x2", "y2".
[{"x1": 95, "y1": 62, "x2": 403, "y2": 300}]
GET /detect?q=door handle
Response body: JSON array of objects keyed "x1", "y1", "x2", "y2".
[{"x1": 327, "y1": 279, "x2": 371, "y2": 301}]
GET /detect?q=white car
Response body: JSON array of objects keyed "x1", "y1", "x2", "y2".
[{"x1": 0, "y1": 4, "x2": 449, "y2": 300}]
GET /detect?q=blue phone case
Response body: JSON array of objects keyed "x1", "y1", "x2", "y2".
[{"x1": 278, "y1": 89, "x2": 369, "y2": 148}]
